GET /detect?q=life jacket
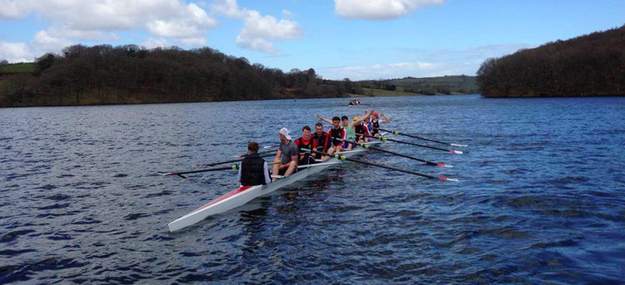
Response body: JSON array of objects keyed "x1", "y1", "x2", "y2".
[
  {"x1": 240, "y1": 153, "x2": 266, "y2": 186},
  {"x1": 329, "y1": 127, "x2": 345, "y2": 146}
]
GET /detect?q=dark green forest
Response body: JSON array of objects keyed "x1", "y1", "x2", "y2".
[
  {"x1": 477, "y1": 26, "x2": 625, "y2": 97},
  {"x1": 0, "y1": 44, "x2": 363, "y2": 107}
]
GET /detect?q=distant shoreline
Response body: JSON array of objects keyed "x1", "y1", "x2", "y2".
[{"x1": 0, "y1": 93, "x2": 483, "y2": 109}]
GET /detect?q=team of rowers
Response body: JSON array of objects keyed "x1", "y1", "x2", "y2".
[{"x1": 237, "y1": 110, "x2": 391, "y2": 186}]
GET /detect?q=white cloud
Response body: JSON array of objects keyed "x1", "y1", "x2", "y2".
[
  {"x1": 145, "y1": 3, "x2": 217, "y2": 46},
  {"x1": 0, "y1": 42, "x2": 35, "y2": 63},
  {"x1": 318, "y1": 44, "x2": 534, "y2": 80},
  {"x1": 282, "y1": 9, "x2": 294, "y2": 18},
  {"x1": 320, "y1": 61, "x2": 442, "y2": 80},
  {"x1": 0, "y1": 0, "x2": 217, "y2": 50},
  {"x1": 212, "y1": 0, "x2": 302, "y2": 53},
  {"x1": 32, "y1": 30, "x2": 74, "y2": 52},
  {"x1": 210, "y1": 0, "x2": 246, "y2": 18},
  {"x1": 0, "y1": 0, "x2": 26, "y2": 19},
  {"x1": 334, "y1": 0, "x2": 445, "y2": 20},
  {"x1": 142, "y1": 37, "x2": 169, "y2": 49}
]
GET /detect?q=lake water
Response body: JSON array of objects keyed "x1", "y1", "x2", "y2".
[{"x1": 1, "y1": 95, "x2": 624, "y2": 284}]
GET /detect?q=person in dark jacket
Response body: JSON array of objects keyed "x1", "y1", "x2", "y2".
[{"x1": 237, "y1": 142, "x2": 271, "y2": 186}]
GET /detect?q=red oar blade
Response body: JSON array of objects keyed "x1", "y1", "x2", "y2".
[
  {"x1": 437, "y1": 162, "x2": 453, "y2": 168},
  {"x1": 438, "y1": 177, "x2": 459, "y2": 182}
]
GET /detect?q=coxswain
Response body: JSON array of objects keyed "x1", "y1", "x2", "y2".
[
  {"x1": 316, "y1": 114, "x2": 346, "y2": 153},
  {"x1": 237, "y1": 142, "x2": 271, "y2": 186},
  {"x1": 294, "y1": 126, "x2": 316, "y2": 165},
  {"x1": 311, "y1": 122, "x2": 332, "y2": 161},
  {"x1": 272, "y1": 128, "x2": 299, "y2": 181}
]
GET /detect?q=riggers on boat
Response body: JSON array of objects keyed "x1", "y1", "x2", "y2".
[{"x1": 167, "y1": 142, "x2": 382, "y2": 232}]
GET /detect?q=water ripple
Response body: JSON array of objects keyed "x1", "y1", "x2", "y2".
[{"x1": 1, "y1": 96, "x2": 625, "y2": 284}]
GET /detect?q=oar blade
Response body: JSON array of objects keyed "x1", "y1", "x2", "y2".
[
  {"x1": 438, "y1": 177, "x2": 459, "y2": 182},
  {"x1": 451, "y1": 143, "x2": 468, "y2": 147},
  {"x1": 450, "y1": 149, "x2": 464, "y2": 155}
]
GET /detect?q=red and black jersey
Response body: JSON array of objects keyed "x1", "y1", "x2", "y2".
[
  {"x1": 311, "y1": 132, "x2": 330, "y2": 153},
  {"x1": 329, "y1": 127, "x2": 346, "y2": 146},
  {"x1": 355, "y1": 123, "x2": 370, "y2": 140},
  {"x1": 295, "y1": 137, "x2": 316, "y2": 165},
  {"x1": 295, "y1": 137, "x2": 314, "y2": 153}
]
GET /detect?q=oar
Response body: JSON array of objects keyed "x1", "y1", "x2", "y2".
[
  {"x1": 161, "y1": 164, "x2": 240, "y2": 179},
  {"x1": 376, "y1": 128, "x2": 468, "y2": 147},
  {"x1": 193, "y1": 152, "x2": 276, "y2": 167},
  {"x1": 337, "y1": 138, "x2": 452, "y2": 167},
  {"x1": 360, "y1": 134, "x2": 464, "y2": 154},
  {"x1": 307, "y1": 150, "x2": 459, "y2": 181}
]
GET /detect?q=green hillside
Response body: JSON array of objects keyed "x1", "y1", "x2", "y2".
[
  {"x1": 360, "y1": 75, "x2": 478, "y2": 95},
  {"x1": 0, "y1": 63, "x2": 37, "y2": 74}
]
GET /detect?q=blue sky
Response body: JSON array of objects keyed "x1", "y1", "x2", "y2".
[{"x1": 1, "y1": 0, "x2": 624, "y2": 80}]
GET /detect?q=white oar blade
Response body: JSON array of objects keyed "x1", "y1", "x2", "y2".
[{"x1": 451, "y1": 144, "x2": 468, "y2": 147}]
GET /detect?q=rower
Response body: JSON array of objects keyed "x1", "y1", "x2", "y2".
[
  {"x1": 317, "y1": 115, "x2": 346, "y2": 153},
  {"x1": 294, "y1": 126, "x2": 316, "y2": 165},
  {"x1": 354, "y1": 116, "x2": 371, "y2": 143},
  {"x1": 272, "y1": 128, "x2": 299, "y2": 181},
  {"x1": 340, "y1": 116, "x2": 356, "y2": 150},
  {"x1": 341, "y1": 111, "x2": 373, "y2": 150},
  {"x1": 311, "y1": 122, "x2": 332, "y2": 161},
  {"x1": 237, "y1": 142, "x2": 272, "y2": 186},
  {"x1": 370, "y1": 111, "x2": 391, "y2": 137}
]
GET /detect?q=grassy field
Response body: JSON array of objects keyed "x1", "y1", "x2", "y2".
[
  {"x1": 0, "y1": 63, "x2": 37, "y2": 74},
  {"x1": 357, "y1": 88, "x2": 421, "y2": 97},
  {"x1": 360, "y1": 75, "x2": 478, "y2": 94}
]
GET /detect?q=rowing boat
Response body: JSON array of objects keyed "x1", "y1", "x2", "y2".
[{"x1": 168, "y1": 140, "x2": 384, "y2": 232}]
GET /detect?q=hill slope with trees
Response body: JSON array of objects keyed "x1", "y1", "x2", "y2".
[
  {"x1": 0, "y1": 45, "x2": 363, "y2": 107},
  {"x1": 477, "y1": 26, "x2": 625, "y2": 98}
]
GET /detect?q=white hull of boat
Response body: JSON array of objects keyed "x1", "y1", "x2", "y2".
[{"x1": 168, "y1": 142, "x2": 381, "y2": 232}]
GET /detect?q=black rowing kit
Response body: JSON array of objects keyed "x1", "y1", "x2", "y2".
[{"x1": 240, "y1": 153, "x2": 267, "y2": 186}]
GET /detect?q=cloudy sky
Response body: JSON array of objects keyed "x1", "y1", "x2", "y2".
[{"x1": 1, "y1": 0, "x2": 624, "y2": 80}]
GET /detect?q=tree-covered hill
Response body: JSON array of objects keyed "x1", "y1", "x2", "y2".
[
  {"x1": 0, "y1": 45, "x2": 363, "y2": 107},
  {"x1": 477, "y1": 26, "x2": 625, "y2": 98}
]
